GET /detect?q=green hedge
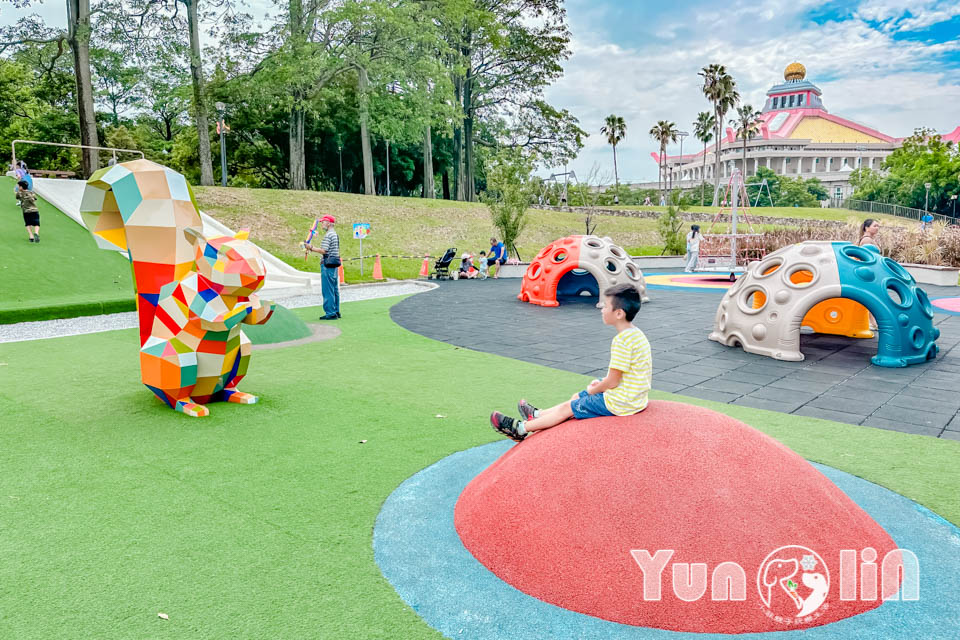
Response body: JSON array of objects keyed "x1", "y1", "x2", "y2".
[{"x1": 0, "y1": 298, "x2": 136, "y2": 325}]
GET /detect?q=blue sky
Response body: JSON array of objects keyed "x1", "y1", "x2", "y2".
[
  {"x1": 3, "y1": 0, "x2": 959, "y2": 183},
  {"x1": 550, "y1": 0, "x2": 960, "y2": 182}
]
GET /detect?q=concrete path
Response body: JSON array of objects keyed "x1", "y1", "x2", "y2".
[{"x1": 390, "y1": 273, "x2": 960, "y2": 439}]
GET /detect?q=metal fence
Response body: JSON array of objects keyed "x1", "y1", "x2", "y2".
[{"x1": 839, "y1": 198, "x2": 955, "y2": 225}]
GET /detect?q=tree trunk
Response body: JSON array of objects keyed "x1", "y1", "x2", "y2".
[
  {"x1": 452, "y1": 72, "x2": 464, "y2": 201},
  {"x1": 358, "y1": 67, "x2": 375, "y2": 195},
  {"x1": 612, "y1": 143, "x2": 619, "y2": 202},
  {"x1": 422, "y1": 125, "x2": 435, "y2": 198},
  {"x1": 288, "y1": 104, "x2": 306, "y2": 190},
  {"x1": 742, "y1": 137, "x2": 747, "y2": 180},
  {"x1": 67, "y1": 0, "x2": 99, "y2": 178},
  {"x1": 186, "y1": 0, "x2": 214, "y2": 186},
  {"x1": 712, "y1": 107, "x2": 722, "y2": 205},
  {"x1": 462, "y1": 67, "x2": 475, "y2": 202},
  {"x1": 701, "y1": 141, "x2": 707, "y2": 205},
  {"x1": 442, "y1": 170, "x2": 450, "y2": 200}
]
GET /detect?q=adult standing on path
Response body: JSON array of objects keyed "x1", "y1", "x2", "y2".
[
  {"x1": 684, "y1": 224, "x2": 701, "y2": 273},
  {"x1": 858, "y1": 219, "x2": 880, "y2": 249},
  {"x1": 306, "y1": 215, "x2": 341, "y2": 319},
  {"x1": 489, "y1": 236, "x2": 507, "y2": 279}
]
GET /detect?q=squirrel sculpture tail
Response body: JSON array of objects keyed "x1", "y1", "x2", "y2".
[{"x1": 81, "y1": 159, "x2": 205, "y2": 346}]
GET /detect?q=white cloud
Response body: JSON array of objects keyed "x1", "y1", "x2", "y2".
[{"x1": 546, "y1": 2, "x2": 960, "y2": 182}]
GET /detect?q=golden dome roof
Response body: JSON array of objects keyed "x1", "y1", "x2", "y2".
[{"x1": 784, "y1": 62, "x2": 806, "y2": 82}]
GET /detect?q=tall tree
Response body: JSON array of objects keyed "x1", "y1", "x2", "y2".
[
  {"x1": 600, "y1": 114, "x2": 626, "y2": 204},
  {"x1": 649, "y1": 120, "x2": 678, "y2": 203},
  {"x1": 693, "y1": 111, "x2": 715, "y2": 205},
  {"x1": 731, "y1": 103, "x2": 762, "y2": 181},
  {"x1": 699, "y1": 63, "x2": 739, "y2": 205},
  {"x1": 445, "y1": 0, "x2": 575, "y2": 201},
  {"x1": 91, "y1": 47, "x2": 142, "y2": 124},
  {"x1": 180, "y1": 0, "x2": 215, "y2": 185},
  {"x1": 1, "y1": 0, "x2": 101, "y2": 177}
]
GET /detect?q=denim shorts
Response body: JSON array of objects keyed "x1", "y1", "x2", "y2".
[{"x1": 570, "y1": 390, "x2": 614, "y2": 419}]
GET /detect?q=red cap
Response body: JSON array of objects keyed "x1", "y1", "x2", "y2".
[{"x1": 321, "y1": 215, "x2": 336, "y2": 223}]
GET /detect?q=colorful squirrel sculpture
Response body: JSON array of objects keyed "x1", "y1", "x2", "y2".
[{"x1": 80, "y1": 159, "x2": 274, "y2": 416}]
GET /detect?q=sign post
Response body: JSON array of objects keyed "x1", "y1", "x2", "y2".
[{"x1": 353, "y1": 223, "x2": 371, "y2": 275}]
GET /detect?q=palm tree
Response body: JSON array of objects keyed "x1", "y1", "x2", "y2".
[
  {"x1": 731, "y1": 104, "x2": 763, "y2": 183},
  {"x1": 649, "y1": 120, "x2": 678, "y2": 204},
  {"x1": 693, "y1": 111, "x2": 715, "y2": 205},
  {"x1": 699, "y1": 64, "x2": 740, "y2": 205},
  {"x1": 601, "y1": 114, "x2": 627, "y2": 203}
]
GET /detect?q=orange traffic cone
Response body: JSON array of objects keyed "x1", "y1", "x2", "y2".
[
  {"x1": 419, "y1": 254, "x2": 430, "y2": 278},
  {"x1": 372, "y1": 254, "x2": 384, "y2": 280},
  {"x1": 338, "y1": 264, "x2": 345, "y2": 284}
]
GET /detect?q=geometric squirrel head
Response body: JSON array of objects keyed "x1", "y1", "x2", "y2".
[{"x1": 184, "y1": 227, "x2": 267, "y2": 297}]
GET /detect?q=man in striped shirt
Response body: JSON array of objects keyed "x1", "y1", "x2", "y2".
[
  {"x1": 306, "y1": 215, "x2": 341, "y2": 319},
  {"x1": 490, "y1": 284, "x2": 651, "y2": 441}
]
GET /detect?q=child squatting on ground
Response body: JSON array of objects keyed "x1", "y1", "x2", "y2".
[
  {"x1": 16, "y1": 180, "x2": 41, "y2": 243},
  {"x1": 490, "y1": 284, "x2": 652, "y2": 441}
]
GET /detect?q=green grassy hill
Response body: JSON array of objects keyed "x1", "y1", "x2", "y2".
[
  {"x1": 0, "y1": 177, "x2": 135, "y2": 324},
  {"x1": 194, "y1": 187, "x2": 890, "y2": 283}
]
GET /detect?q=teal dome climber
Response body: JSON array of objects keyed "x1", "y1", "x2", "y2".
[{"x1": 709, "y1": 241, "x2": 939, "y2": 367}]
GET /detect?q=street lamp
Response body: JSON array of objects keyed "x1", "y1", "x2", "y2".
[
  {"x1": 856, "y1": 145, "x2": 865, "y2": 172},
  {"x1": 385, "y1": 139, "x2": 390, "y2": 196},
  {"x1": 337, "y1": 145, "x2": 343, "y2": 192},
  {"x1": 924, "y1": 182, "x2": 932, "y2": 216},
  {"x1": 215, "y1": 102, "x2": 227, "y2": 187}
]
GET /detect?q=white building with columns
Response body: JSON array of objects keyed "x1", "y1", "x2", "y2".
[{"x1": 649, "y1": 62, "x2": 960, "y2": 201}]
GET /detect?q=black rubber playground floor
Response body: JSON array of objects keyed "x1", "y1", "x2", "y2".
[{"x1": 391, "y1": 271, "x2": 960, "y2": 439}]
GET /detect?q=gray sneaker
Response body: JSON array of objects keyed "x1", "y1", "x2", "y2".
[
  {"x1": 517, "y1": 399, "x2": 538, "y2": 421},
  {"x1": 490, "y1": 411, "x2": 526, "y2": 442}
]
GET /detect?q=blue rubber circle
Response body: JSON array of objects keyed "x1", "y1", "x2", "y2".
[{"x1": 374, "y1": 441, "x2": 960, "y2": 639}]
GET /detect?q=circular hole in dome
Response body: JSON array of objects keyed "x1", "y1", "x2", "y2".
[
  {"x1": 738, "y1": 287, "x2": 766, "y2": 314},
  {"x1": 572, "y1": 268, "x2": 588, "y2": 275},
  {"x1": 585, "y1": 238, "x2": 603, "y2": 249},
  {"x1": 527, "y1": 262, "x2": 542, "y2": 279},
  {"x1": 537, "y1": 245, "x2": 552, "y2": 259},
  {"x1": 552, "y1": 250, "x2": 567, "y2": 263},
  {"x1": 609, "y1": 246, "x2": 626, "y2": 259},
  {"x1": 786, "y1": 266, "x2": 816, "y2": 287},
  {"x1": 911, "y1": 327, "x2": 925, "y2": 350},
  {"x1": 625, "y1": 263, "x2": 640, "y2": 280},
  {"x1": 604, "y1": 258, "x2": 621, "y2": 274},
  {"x1": 829, "y1": 310, "x2": 839, "y2": 319},
  {"x1": 916, "y1": 288, "x2": 934, "y2": 319},
  {"x1": 883, "y1": 257, "x2": 911, "y2": 282},
  {"x1": 758, "y1": 259, "x2": 783, "y2": 277},
  {"x1": 886, "y1": 279, "x2": 913, "y2": 309},
  {"x1": 841, "y1": 245, "x2": 877, "y2": 264}
]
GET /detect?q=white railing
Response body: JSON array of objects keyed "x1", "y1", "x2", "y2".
[
  {"x1": 841, "y1": 198, "x2": 955, "y2": 224},
  {"x1": 11, "y1": 140, "x2": 144, "y2": 175}
]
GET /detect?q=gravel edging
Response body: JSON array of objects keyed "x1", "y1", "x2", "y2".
[{"x1": 0, "y1": 280, "x2": 436, "y2": 344}]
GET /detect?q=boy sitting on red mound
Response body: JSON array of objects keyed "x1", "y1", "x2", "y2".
[{"x1": 491, "y1": 284, "x2": 652, "y2": 441}]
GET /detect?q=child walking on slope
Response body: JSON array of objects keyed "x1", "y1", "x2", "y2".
[
  {"x1": 490, "y1": 284, "x2": 652, "y2": 441},
  {"x1": 16, "y1": 180, "x2": 40, "y2": 243}
]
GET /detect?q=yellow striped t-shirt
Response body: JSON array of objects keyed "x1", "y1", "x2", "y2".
[{"x1": 603, "y1": 326, "x2": 652, "y2": 416}]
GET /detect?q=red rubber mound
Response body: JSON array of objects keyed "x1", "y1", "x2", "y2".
[{"x1": 455, "y1": 401, "x2": 901, "y2": 633}]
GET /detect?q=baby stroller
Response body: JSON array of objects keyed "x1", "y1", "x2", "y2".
[{"x1": 429, "y1": 247, "x2": 457, "y2": 280}]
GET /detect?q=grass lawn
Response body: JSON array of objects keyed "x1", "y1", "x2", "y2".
[
  {"x1": 194, "y1": 187, "x2": 839, "y2": 283},
  {"x1": 0, "y1": 295, "x2": 957, "y2": 638},
  {"x1": 0, "y1": 177, "x2": 135, "y2": 323}
]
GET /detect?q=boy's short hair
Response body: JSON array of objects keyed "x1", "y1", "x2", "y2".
[
  {"x1": 480, "y1": 250, "x2": 486, "y2": 255},
  {"x1": 604, "y1": 284, "x2": 641, "y2": 321},
  {"x1": 17, "y1": 180, "x2": 29, "y2": 190}
]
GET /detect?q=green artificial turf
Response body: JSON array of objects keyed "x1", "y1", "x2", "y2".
[
  {"x1": 0, "y1": 296, "x2": 957, "y2": 638},
  {"x1": 0, "y1": 177, "x2": 135, "y2": 323},
  {"x1": 242, "y1": 304, "x2": 312, "y2": 345}
]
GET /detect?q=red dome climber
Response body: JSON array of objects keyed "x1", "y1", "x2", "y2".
[
  {"x1": 519, "y1": 235, "x2": 647, "y2": 307},
  {"x1": 455, "y1": 401, "x2": 900, "y2": 633}
]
